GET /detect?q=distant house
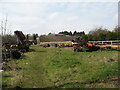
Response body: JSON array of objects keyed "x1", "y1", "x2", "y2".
[{"x1": 55, "y1": 34, "x2": 65, "y2": 36}]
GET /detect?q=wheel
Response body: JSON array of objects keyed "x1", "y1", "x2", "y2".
[
  {"x1": 77, "y1": 48, "x2": 80, "y2": 52},
  {"x1": 107, "y1": 47, "x2": 111, "y2": 50},
  {"x1": 88, "y1": 47, "x2": 92, "y2": 52},
  {"x1": 25, "y1": 46, "x2": 29, "y2": 52},
  {"x1": 73, "y1": 48, "x2": 77, "y2": 52},
  {"x1": 11, "y1": 51, "x2": 21, "y2": 59}
]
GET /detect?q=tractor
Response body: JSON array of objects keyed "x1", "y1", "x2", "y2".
[{"x1": 72, "y1": 37, "x2": 100, "y2": 52}]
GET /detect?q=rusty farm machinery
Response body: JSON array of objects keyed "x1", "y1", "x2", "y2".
[
  {"x1": 71, "y1": 37, "x2": 100, "y2": 52},
  {"x1": 71, "y1": 37, "x2": 120, "y2": 52},
  {"x1": 2, "y1": 30, "x2": 31, "y2": 61}
]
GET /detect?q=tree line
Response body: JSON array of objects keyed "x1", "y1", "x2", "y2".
[
  {"x1": 55, "y1": 26, "x2": 120, "y2": 41},
  {"x1": 82, "y1": 26, "x2": 120, "y2": 41},
  {"x1": 1, "y1": 25, "x2": 120, "y2": 44},
  {"x1": 58, "y1": 31, "x2": 85, "y2": 36}
]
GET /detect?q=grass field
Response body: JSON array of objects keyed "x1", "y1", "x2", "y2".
[{"x1": 2, "y1": 45, "x2": 118, "y2": 88}]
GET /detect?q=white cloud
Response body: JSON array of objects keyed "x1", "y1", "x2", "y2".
[
  {"x1": 67, "y1": 16, "x2": 80, "y2": 21},
  {"x1": 48, "y1": 12, "x2": 58, "y2": 19},
  {"x1": 113, "y1": 13, "x2": 118, "y2": 22},
  {"x1": 0, "y1": 12, "x2": 6, "y2": 20},
  {"x1": 0, "y1": 0, "x2": 119, "y2": 2},
  {"x1": 9, "y1": 16, "x2": 39, "y2": 24},
  {"x1": 0, "y1": 2, "x2": 118, "y2": 35},
  {"x1": 0, "y1": 13, "x2": 3, "y2": 20},
  {"x1": 0, "y1": 3, "x2": 49, "y2": 17}
]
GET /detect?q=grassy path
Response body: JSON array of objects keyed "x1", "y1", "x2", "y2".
[
  {"x1": 3, "y1": 46, "x2": 54, "y2": 88},
  {"x1": 2, "y1": 45, "x2": 118, "y2": 88},
  {"x1": 19, "y1": 46, "x2": 49, "y2": 88}
]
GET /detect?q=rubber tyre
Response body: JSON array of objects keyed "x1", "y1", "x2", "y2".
[
  {"x1": 11, "y1": 51, "x2": 21, "y2": 59},
  {"x1": 25, "y1": 46, "x2": 29, "y2": 52}
]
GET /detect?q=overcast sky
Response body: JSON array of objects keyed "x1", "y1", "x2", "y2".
[{"x1": 0, "y1": 0, "x2": 119, "y2": 35}]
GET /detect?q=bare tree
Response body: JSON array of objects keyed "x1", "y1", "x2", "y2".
[
  {"x1": 1, "y1": 20, "x2": 3, "y2": 36},
  {"x1": 4, "y1": 15, "x2": 8, "y2": 36}
]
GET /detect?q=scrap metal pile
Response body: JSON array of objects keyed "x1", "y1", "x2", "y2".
[
  {"x1": 71, "y1": 37, "x2": 120, "y2": 52},
  {"x1": 88, "y1": 40, "x2": 120, "y2": 50},
  {"x1": 2, "y1": 31, "x2": 32, "y2": 62},
  {"x1": 71, "y1": 37, "x2": 100, "y2": 52}
]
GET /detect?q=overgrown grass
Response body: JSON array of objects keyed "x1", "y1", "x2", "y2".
[{"x1": 2, "y1": 45, "x2": 118, "y2": 88}]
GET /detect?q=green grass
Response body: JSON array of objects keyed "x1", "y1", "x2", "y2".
[{"x1": 2, "y1": 45, "x2": 118, "y2": 88}]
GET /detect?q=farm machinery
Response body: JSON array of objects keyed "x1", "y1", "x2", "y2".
[
  {"x1": 72, "y1": 37, "x2": 100, "y2": 52},
  {"x1": 88, "y1": 40, "x2": 120, "y2": 50},
  {"x1": 14, "y1": 31, "x2": 30, "y2": 52},
  {"x1": 2, "y1": 31, "x2": 31, "y2": 61},
  {"x1": 29, "y1": 34, "x2": 38, "y2": 45}
]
